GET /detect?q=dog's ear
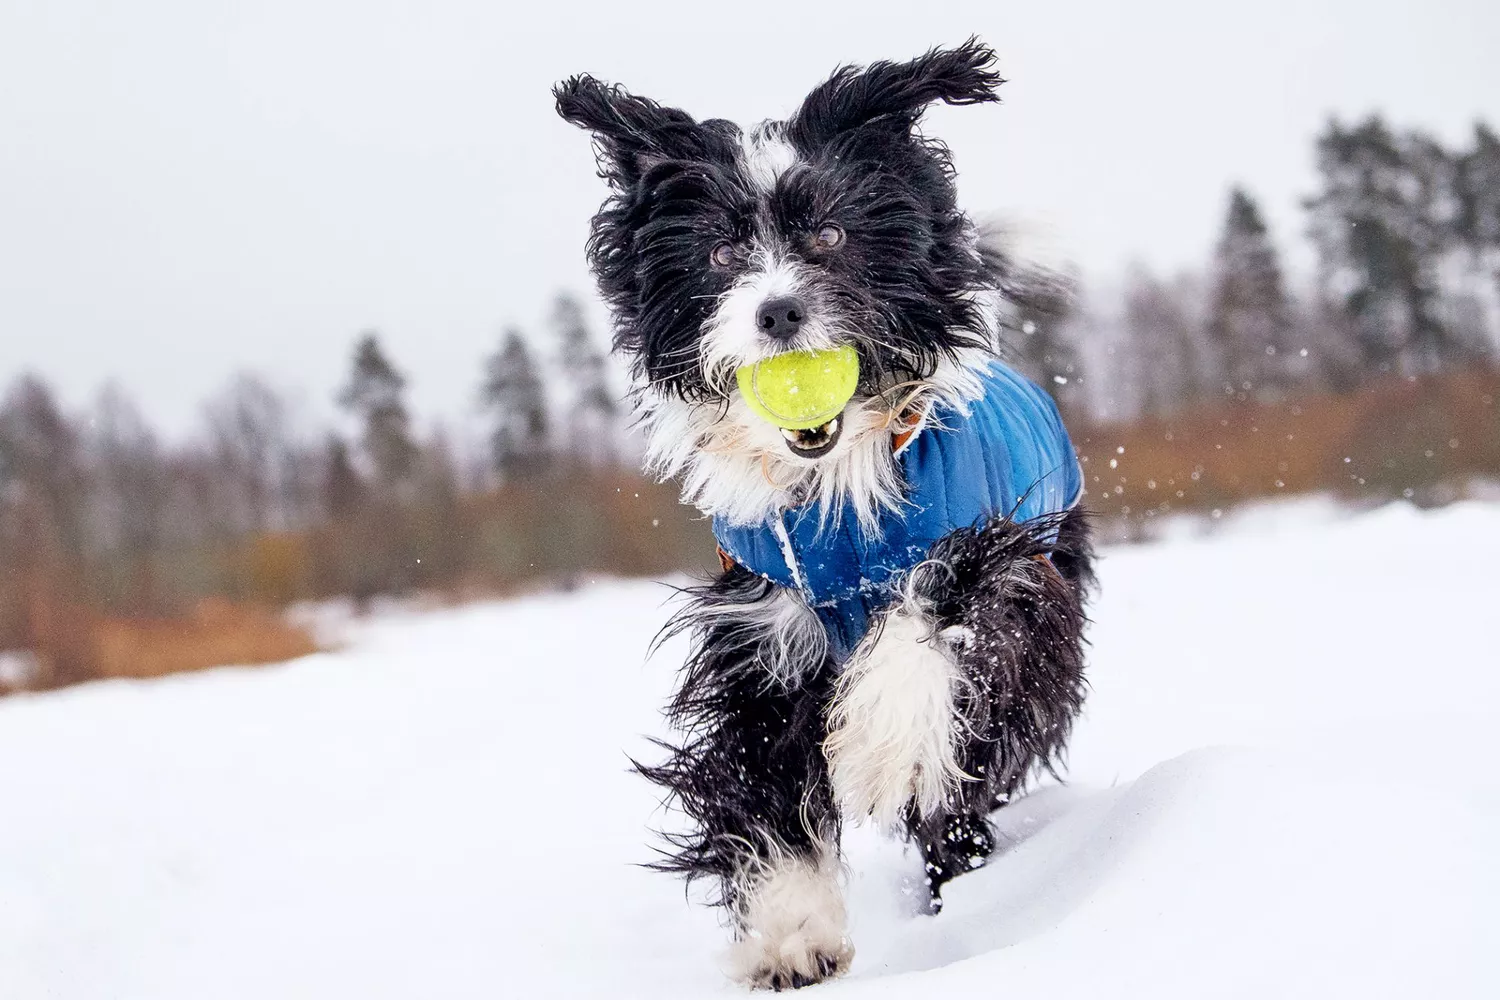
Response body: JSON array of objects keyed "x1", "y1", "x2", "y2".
[
  {"x1": 554, "y1": 75, "x2": 712, "y2": 189},
  {"x1": 789, "y1": 38, "x2": 1002, "y2": 146}
]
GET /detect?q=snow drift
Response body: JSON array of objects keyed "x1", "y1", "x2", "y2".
[{"x1": 1, "y1": 501, "x2": 1496, "y2": 998}]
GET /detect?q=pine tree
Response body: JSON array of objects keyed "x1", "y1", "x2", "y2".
[
  {"x1": 481, "y1": 328, "x2": 551, "y2": 483},
  {"x1": 1400, "y1": 130, "x2": 1467, "y2": 369},
  {"x1": 1453, "y1": 122, "x2": 1500, "y2": 354},
  {"x1": 1456, "y1": 123, "x2": 1500, "y2": 250},
  {"x1": 323, "y1": 435, "x2": 364, "y2": 520},
  {"x1": 1307, "y1": 117, "x2": 1403, "y2": 374},
  {"x1": 318, "y1": 433, "x2": 378, "y2": 604},
  {"x1": 338, "y1": 332, "x2": 416, "y2": 487},
  {"x1": 1206, "y1": 187, "x2": 1297, "y2": 398},
  {"x1": 1306, "y1": 117, "x2": 1465, "y2": 377},
  {"x1": 409, "y1": 427, "x2": 465, "y2": 586},
  {"x1": 550, "y1": 293, "x2": 618, "y2": 466}
]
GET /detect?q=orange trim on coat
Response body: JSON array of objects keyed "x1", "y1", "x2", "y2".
[{"x1": 890, "y1": 407, "x2": 926, "y2": 452}]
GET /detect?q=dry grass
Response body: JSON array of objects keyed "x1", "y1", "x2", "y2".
[
  {"x1": 1070, "y1": 367, "x2": 1500, "y2": 530},
  {"x1": 7, "y1": 598, "x2": 321, "y2": 689},
  {"x1": 6, "y1": 370, "x2": 1495, "y2": 692},
  {"x1": 86, "y1": 599, "x2": 321, "y2": 681}
]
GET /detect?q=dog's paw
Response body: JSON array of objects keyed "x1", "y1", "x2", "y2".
[
  {"x1": 729, "y1": 854, "x2": 853, "y2": 991},
  {"x1": 824, "y1": 608, "x2": 969, "y2": 828},
  {"x1": 733, "y1": 940, "x2": 851, "y2": 992}
]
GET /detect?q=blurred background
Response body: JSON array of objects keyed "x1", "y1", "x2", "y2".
[{"x1": 2, "y1": 0, "x2": 1498, "y2": 691}]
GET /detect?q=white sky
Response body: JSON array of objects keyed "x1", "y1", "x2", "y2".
[{"x1": 2, "y1": 0, "x2": 1497, "y2": 438}]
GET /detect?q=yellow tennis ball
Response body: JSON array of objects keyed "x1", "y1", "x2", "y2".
[{"x1": 736, "y1": 346, "x2": 860, "y2": 429}]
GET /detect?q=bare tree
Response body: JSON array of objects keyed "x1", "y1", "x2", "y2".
[
  {"x1": 1122, "y1": 266, "x2": 1210, "y2": 416},
  {"x1": 549, "y1": 293, "x2": 618, "y2": 466},
  {"x1": 0, "y1": 375, "x2": 91, "y2": 685},
  {"x1": 203, "y1": 372, "x2": 292, "y2": 534},
  {"x1": 1005, "y1": 263, "x2": 1087, "y2": 414},
  {"x1": 89, "y1": 383, "x2": 169, "y2": 612}
]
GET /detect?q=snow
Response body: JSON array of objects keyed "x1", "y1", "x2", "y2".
[{"x1": 2, "y1": 501, "x2": 1497, "y2": 998}]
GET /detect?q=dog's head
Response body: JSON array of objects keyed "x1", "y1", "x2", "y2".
[{"x1": 556, "y1": 40, "x2": 1007, "y2": 527}]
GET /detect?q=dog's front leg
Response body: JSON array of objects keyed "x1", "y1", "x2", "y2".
[
  {"x1": 903, "y1": 511, "x2": 1092, "y2": 908},
  {"x1": 640, "y1": 568, "x2": 851, "y2": 990},
  {"x1": 826, "y1": 511, "x2": 1094, "y2": 909},
  {"x1": 823, "y1": 585, "x2": 972, "y2": 832},
  {"x1": 824, "y1": 511, "x2": 1094, "y2": 853}
]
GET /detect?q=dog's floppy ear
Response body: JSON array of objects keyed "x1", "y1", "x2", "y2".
[
  {"x1": 554, "y1": 75, "x2": 712, "y2": 188},
  {"x1": 789, "y1": 38, "x2": 1003, "y2": 146}
]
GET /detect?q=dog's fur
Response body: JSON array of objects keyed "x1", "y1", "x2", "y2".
[{"x1": 556, "y1": 39, "x2": 1093, "y2": 990}]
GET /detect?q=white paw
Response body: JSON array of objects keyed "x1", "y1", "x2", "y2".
[
  {"x1": 824, "y1": 607, "x2": 969, "y2": 828},
  {"x1": 728, "y1": 854, "x2": 853, "y2": 991}
]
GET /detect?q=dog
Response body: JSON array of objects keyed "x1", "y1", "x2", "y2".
[{"x1": 555, "y1": 39, "x2": 1093, "y2": 990}]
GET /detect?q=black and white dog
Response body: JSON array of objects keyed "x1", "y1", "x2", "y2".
[{"x1": 556, "y1": 39, "x2": 1093, "y2": 990}]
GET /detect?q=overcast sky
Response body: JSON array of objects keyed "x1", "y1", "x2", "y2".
[{"x1": 2, "y1": 0, "x2": 1498, "y2": 438}]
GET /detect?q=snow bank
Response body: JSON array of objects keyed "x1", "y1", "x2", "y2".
[{"x1": 1, "y1": 501, "x2": 1496, "y2": 998}]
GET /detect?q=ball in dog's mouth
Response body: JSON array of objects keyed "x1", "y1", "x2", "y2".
[{"x1": 779, "y1": 414, "x2": 843, "y2": 458}]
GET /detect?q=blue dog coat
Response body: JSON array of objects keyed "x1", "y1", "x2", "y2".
[{"x1": 712, "y1": 361, "x2": 1083, "y2": 662}]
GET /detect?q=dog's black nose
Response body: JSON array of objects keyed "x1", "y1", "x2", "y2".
[{"x1": 756, "y1": 296, "x2": 806, "y2": 340}]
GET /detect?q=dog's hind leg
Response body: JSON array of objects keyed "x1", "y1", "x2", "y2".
[
  {"x1": 637, "y1": 566, "x2": 852, "y2": 989},
  {"x1": 902, "y1": 508, "x2": 1095, "y2": 912}
]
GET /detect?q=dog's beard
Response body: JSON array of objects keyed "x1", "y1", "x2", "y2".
[
  {"x1": 638, "y1": 347, "x2": 992, "y2": 534},
  {"x1": 695, "y1": 246, "x2": 983, "y2": 465},
  {"x1": 697, "y1": 252, "x2": 853, "y2": 399},
  {"x1": 701, "y1": 312, "x2": 859, "y2": 462}
]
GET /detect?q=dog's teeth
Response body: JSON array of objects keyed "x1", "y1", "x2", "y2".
[
  {"x1": 778, "y1": 415, "x2": 843, "y2": 456},
  {"x1": 780, "y1": 417, "x2": 840, "y2": 450}
]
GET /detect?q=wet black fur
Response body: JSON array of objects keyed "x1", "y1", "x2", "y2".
[
  {"x1": 636, "y1": 564, "x2": 840, "y2": 908},
  {"x1": 638, "y1": 509, "x2": 1094, "y2": 914},
  {"x1": 905, "y1": 507, "x2": 1094, "y2": 909},
  {"x1": 554, "y1": 39, "x2": 1004, "y2": 401}
]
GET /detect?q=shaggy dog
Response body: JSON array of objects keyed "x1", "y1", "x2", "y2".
[{"x1": 555, "y1": 39, "x2": 1093, "y2": 990}]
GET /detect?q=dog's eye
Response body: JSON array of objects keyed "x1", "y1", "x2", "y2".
[
  {"x1": 814, "y1": 224, "x2": 845, "y2": 250},
  {"x1": 710, "y1": 243, "x2": 736, "y2": 268}
]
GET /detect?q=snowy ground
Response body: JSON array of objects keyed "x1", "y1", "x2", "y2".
[{"x1": 2, "y1": 501, "x2": 1497, "y2": 998}]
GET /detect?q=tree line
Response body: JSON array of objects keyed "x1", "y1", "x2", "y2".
[
  {"x1": 0, "y1": 293, "x2": 707, "y2": 687},
  {"x1": 3, "y1": 114, "x2": 1498, "y2": 688},
  {"x1": 1015, "y1": 116, "x2": 1500, "y2": 419}
]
